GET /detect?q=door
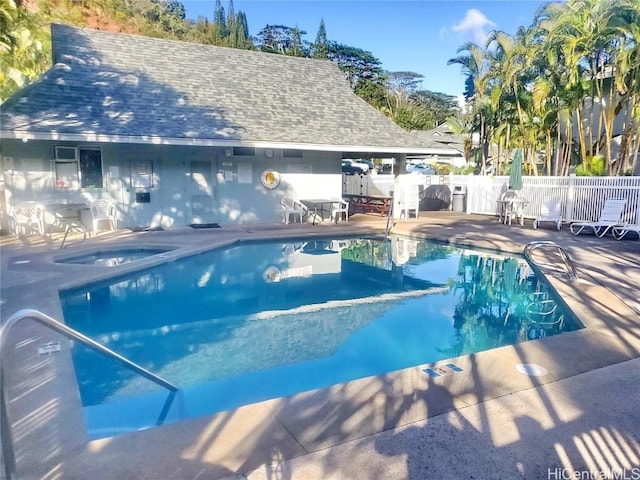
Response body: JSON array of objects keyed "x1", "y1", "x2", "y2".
[{"x1": 189, "y1": 160, "x2": 218, "y2": 225}]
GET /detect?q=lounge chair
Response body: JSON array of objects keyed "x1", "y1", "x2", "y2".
[
  {"x1": 569, "y1": 198, "x2": 627, "y2": 237},
  {"x1": 533, "y1": 198, "x2": 563, "y2": 231},
  {"x1": 280, "y1": 196, "x2": 307, "y2": 224},
  {"x1": 613, "y1": 204, "x2": 640, "y2": 240}
]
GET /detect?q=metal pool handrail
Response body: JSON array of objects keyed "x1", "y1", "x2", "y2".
[
  {"x1": 524, "y1": 241, "x2": 579, "y2": 280},
  {"x1": 385, "y1": 190, "x2": 395, "y2": 239},
  {"x1": 1, "y1": 308, "x2": 178, "y2": 479}
]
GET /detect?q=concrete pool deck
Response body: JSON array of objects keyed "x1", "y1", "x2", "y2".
[{"x1": 1, "y1": 212, "x2": 639, "y2": 479}]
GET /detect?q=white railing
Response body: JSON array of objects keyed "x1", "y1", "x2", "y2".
[{"x1": 343, "y1": 173, "x2": 640, "y2": 223}]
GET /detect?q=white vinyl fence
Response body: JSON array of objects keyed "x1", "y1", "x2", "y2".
[{"x1": 343, "y1": 173, "x2": 640, "y2": 223}]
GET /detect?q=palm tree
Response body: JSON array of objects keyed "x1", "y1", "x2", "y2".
[{"x1": 448, "y1": 42, "x2": 492, "y2": 173}]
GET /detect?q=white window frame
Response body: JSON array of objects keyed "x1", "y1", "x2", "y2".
[{"x1": 54, "y1": 145, "x2": 104, "y2": 190}]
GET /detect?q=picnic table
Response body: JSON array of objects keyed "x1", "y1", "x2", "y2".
[{"x1": 344, "y1": 194, "x2": 392, "y2": 216}]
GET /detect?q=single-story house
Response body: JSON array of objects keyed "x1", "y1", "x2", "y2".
[
  {"x1": 0, "y1": 23, "x2": 438, "y2": 231},
  {"x1": 407, "y1": 124, "x2": 466, "y2": 169}
]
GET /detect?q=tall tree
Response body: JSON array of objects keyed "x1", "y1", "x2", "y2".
[
  {"x1": 448, "y1": 41, "x2": 492, "y2": 173},
  {"x1": 312, "y1": 18, "x2": 328, "y2": 59},
  {"x1": 211, "y1": 0, "x2": 227, "y2": 43},
  {"x1": 0, "y1": 0, "x2": 48, "y2": 102},
  {"x1": 288, "y1": 25, "x2": 306, "y2": 57},
  {"x1": 256, "y1": 24, "x2": 304, "y2": 54},
  {"x1": 232, "y1": 11, "x2": 253, "y2": 49}
]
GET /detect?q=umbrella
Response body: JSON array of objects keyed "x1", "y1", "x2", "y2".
[{"x1": 509, "y1": 148, "x2": 523, "y2": 191}]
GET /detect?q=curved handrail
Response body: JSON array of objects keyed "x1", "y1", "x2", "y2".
[
  {"x1": 1, "y1": 309, "x2": 177, "y2": 392},
  {"x1": 1, "y1": 309, "x2": 178, "y2": 479},
  {"x1": 524, "y1": 241, "x2": 578, "y2": 279},
  {"x1": 385, "y1": 189, "x2": 395, "y2": 239}
]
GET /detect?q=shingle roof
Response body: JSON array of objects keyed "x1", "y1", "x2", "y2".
[
  {"x1": 1, "y1": 23, "x2": 418, "y2": 150},
  {"x1": 409, "y1": 126, "x2": 464, "y2": 153}
]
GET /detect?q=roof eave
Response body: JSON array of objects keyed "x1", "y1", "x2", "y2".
[{"x1": 0, "y1": 130, "x2": 453, "y2": 155}]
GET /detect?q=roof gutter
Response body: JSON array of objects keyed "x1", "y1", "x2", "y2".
[{"x1": 0, "y1": 130, "x2": 458, "y2": 156}]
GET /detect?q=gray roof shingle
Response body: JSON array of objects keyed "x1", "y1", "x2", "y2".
[
  {"x1": 1, "y1": 24, "x2": 417, "y2": 150},
  {"x1": 409, "y1": 127, "x2": 464, "y2": 152}
]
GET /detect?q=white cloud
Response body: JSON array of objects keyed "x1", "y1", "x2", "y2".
[
  {"x1": 452, "y1": 9, "x2": 496, "y2": 44},
  {"x1": 438, "y1": 26, "x2": 449, "y2": 40}
]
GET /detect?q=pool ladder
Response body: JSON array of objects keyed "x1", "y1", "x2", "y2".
[
  {"x1": 1, "y1": 309, "x2": 178, "y2": 480},
  {"x1": 384, "y1": 190, "x2": 395, "y2": 239},
  {"x1": 524, "y1": 241, "x2": 579, "y2": 279}
]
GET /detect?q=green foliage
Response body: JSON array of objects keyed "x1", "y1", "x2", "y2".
[
  {"x1": 1, "y1": 0, "x2": 459, "y2": 137},
  {"x1": 327, "y1": 41, "x2": 384, "y2": 89},
  {"x1": 311, "y1": 18, "x2": 328, "y2": 59},
  {"x1": 256, "y1": 24, "x2": 308, "y2": 55},
  {"x1": 0, "y1": 0, "x2": 49, "y2": 102},
  {"x1": 575, "y1": 155, "x2": 606, "y2": 176},
  {"x1": 448, "y1": 0, "x2": 640, "y2": 176}
]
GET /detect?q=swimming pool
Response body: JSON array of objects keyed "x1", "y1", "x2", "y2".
[
  {"x1": 55, "y1": 247, "x2": 173, "y2": 266},
  {"x1": 60, "y1": 236, "x2": 581, "y2": 439}
]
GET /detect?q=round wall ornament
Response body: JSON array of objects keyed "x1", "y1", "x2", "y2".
[{"x1": 261, "y1": 169, "x2": 281, "y2": 189}]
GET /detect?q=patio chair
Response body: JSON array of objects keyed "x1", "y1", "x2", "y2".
[
  {"x1": 398, "y1": 185, "x2": 420, "y2": 219},
  {"x1": 569, "y1": 198, "x2": 626, "y2": 237},
  {"x1": 9, "y1": 201, "x2": 45, "y2": 235},
  {"x1": 497, "y1": 190, "x2": 517, "y2": 224},
  {"x1": 331, "y1": 198, "x2": 349, "y2": 223},
  {"x1": 280, "y1": 196, "x2": 306, "y2": 224},
  {"x1": 90, "y1": 199, "x2": 117, "y2": 233},
  {"x1": 533, "y1": 198, "x2": 563, "y2": 231},
  {"x1": 498, "y1": 190, "x2": 528, "y2": 226},
  {"x1": 612, "y1": 204, "x2": 640, "y2": 240}
]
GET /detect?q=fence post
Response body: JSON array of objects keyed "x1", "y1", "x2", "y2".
[
  {"x1": 466, "y1": 173, "x2": 473, "y2": 214},
  {"x1": 566, "y1": 174, "x2": 576, "y2": 222}
]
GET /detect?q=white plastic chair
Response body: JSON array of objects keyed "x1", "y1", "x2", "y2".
[
  {"x1": 398, "y1": 185, "x2": 420, "y2": 219},
  {"x1": 570, "y1": 198, "x2": 626, "y2": 237},
  {"x1": 9, "y1": 201, "x2": 45, "y2": 235},
  {"x1": 90, "y1": 199, "x2": 117, "y2": 233},
  {"x1": 533, "y1": 198, "x2": 563, "y2": 231},
  {"x1": 280, "y1": 196, "x2": 306, "y2": 224},
  {"x1": 497, "y1": 190, "x2": 517, "y2": 224},
  {"x1": 507, "y1": 196, "x2": 528, "y2": 226},
  {"x1": 331, "y1": 198, "x2": 349, "y2": 223}
]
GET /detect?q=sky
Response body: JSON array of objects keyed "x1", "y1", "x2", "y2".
[{"x1": 180, "y1": 0, "x2": 547, "y2": 98}]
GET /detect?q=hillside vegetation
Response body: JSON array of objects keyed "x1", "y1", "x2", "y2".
[{"x1": 1, "y1": 0, "x2": 458, "y2": 130}]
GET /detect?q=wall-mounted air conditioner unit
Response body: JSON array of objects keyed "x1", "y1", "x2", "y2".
[{"x1": 55, "y1": 146, "x2": 78, "y2": 161}]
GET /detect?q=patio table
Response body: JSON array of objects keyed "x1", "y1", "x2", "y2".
[
  {"x1": 344, "y1": 194, "x2": 392, "y2": 216},
  {"x1": 497, "y1": 197, "x2": 528, "y2": 225},
  {"x1": 300, "y1": 199, "x2": 342, "y2": 225}
]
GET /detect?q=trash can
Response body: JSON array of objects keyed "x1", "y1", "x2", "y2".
[{"x1": 452, "y1": 185, "x2": 467, "y2": 212}]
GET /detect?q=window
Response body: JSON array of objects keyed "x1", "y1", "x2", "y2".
[
  {"x1": 130, "y1": 160, "x2": 154, "y2": 188},
  {"x1": 233, "y1": 147, "x2": 255, "y2": 157},
  {"x1": 283, "y1": 149, "x2": 303, "y2": 158},
  {"x1": 55, "y1": 146, "x2": 103, "y2": 190}
]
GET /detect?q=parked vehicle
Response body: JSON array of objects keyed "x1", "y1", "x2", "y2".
[
  {"x1": 409, "y1": 163, "x2": 437, "y2": 175},
  {"x1": 377, "y1": 164, "x2": 393, "y2": 174},
  {"x1": 342, "y1": 159, "x2": 369, "y2": 175}
]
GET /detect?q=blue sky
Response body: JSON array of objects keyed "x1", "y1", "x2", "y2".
[{"x1": 181, "y1": 1, "x2": 546, "y2": 97}]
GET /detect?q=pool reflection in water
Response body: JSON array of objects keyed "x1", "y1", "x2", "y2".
[{"x1": 60, "y1": 236, "x2": 581, "y2": 438}]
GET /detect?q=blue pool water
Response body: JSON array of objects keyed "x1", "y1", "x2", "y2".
[
  {"x1": 60, "y1": 236, "x2": 581, "y2": 438},
  {"x1": 56, "y1": 248, "x2": 172, "y2": 266}
]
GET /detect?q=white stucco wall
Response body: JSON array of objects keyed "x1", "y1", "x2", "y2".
[{"x1": 0, "y1": 140, "x2": 343, "y2": 230}]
